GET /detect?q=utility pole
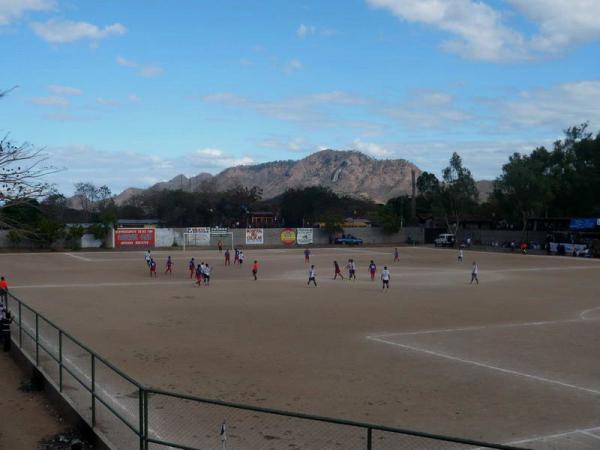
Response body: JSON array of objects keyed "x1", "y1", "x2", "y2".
[{"x1": 410, "y1": 169, "x2": 417, "y2": 221}]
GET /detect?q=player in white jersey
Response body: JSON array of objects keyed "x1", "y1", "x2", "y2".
[
  {"x1": 307, "y1": 265, "x2": 317, "y2": 287},
  {"x1": 470, "y1": 261, "x2": 479, "y2": 284},
  {"x1": 381, "y1": 266, "x2": 390, "y2": 290}
]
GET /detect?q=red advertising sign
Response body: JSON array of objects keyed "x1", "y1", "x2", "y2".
[
  {"x1": 115, "y1": 228, "x2": 155, "y2": 248},
  {"x1": 280, "y1": 228, "x2": 297, "y2": 245}
]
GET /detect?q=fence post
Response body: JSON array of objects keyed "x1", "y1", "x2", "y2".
[
  {"x1": 143, "y1": 389, "x2": 149, "y2": 450},
  {"x1": 139, "y1": 387, "x2": 145, "y2": 450},
  {"x1": 91, "y1": 354, "x2": 96, "y2": 427},
  {"x1": 367, "y1": 427, "x2": 372, "y2": 450},
  {"x1": 18, "y1": 301, "x2": 22, "y2": 348},
  {"x1": 35, "y1": 313, "x2": 39, "y2": 366},
  {"x1": 58, "y1": 330, "x2": 63, "y2": 392}
]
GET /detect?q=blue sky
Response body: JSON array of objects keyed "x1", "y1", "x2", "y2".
[{"x1": 1, "y1": 0, "x2": 599, "y2": 195}]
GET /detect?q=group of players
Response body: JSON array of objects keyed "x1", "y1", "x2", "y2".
[{"x1": 143, "y1": 245, "x2": 479, "y2": 289}]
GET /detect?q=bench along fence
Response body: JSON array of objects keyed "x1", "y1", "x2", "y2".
[{"x1": 6, "y1": 293, "x2": 528, "y2": 450}]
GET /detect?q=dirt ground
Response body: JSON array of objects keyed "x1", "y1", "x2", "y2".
[
  {"x1": 2, "y1": 246, "x2": 600, "y2": 449},
  {"x1": 0, "y1": 349, "x2": 66, "y2": 449}
]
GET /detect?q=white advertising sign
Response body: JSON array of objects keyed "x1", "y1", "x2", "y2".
[
  {"x1": 296, "y1": 228, "x2": 314, "y2": 245},
  {"x1": 186, "y1": 227, "x2": 210, "y2": 245},
  {"x1": 245, "y1": 228, "x2": 264, "y2": 245}
]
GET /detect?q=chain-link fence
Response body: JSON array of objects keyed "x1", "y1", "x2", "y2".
[{"x1": 6, "y1": 293, "x2": 528, "y2": 450}]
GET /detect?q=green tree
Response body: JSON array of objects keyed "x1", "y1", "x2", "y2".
[
  {"x1": 439, "y1": 153, "x2": 478, "y2": 233},
  {"x1": 494, "y1": 150, "x2": 554, "y2": 235}
]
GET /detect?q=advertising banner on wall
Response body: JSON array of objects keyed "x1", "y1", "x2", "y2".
[
  {"x1": 186, "y1": 227, "x2": 211, "y2": 245},
  {"x1": 245, "y1": 228, "x2": 264, "y2": 245},
  {"x1": 115, "y1": 228, "x2": 155, "y2": 248},
  {"x1": 280, "y1": 228, "x2": 297, "y2": 245},
  {"x1": 296, "y1": 228, "x2": 313, "y2": 245}
]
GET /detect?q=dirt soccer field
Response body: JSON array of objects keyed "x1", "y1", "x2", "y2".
[{"x1": 3, "y1": 246, "x2": 600, "y2": 449}]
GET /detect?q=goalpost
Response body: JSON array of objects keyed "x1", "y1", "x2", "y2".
[{"x1": 182, "y1": 230, "x2": 234, "y2": 251}]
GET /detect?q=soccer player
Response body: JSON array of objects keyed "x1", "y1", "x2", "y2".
[
  {"x1": 234, "y1": 248, "x2": 240, "y2": 265},
  {"x1": 203, "y1": 264, "x2": 211, "y2": 286},
  {"x1": 368, "y1": 260, "x2": 377, "y2": 281},
  {"x1": 394, "y1": 248, "x2": 399, "y2": 262},
  {"x1": 307, "y1": 265, "x2": 317, "y2": 287},
  {"x1": 224, "y1": 248, "x2": 231, "y2": 266},
  {"x1": 199, "y1": 262, "x2": 206, "y2": 283},
  {"x1": 218, "y1": 240, "x2": 223, "y2": 253},
  {"x1": 239, "y1": 250, "x2": 245, "y2": 265},
  {"x1": 0, "y1": 276, "x2": 8, "y2": 307},
  {"x1": 188, "y1": 258, "x2": 196, "y2": 278},
  {"x1": 333, "y1": 261, "x2": 344, "y2": 280},
  {"x1": 165, "y1": 256, "x2": 173, "y2": 275},
  {"x1": 347, "y1": 259, "x2": 357, "y2": 280},
  {"x1": 145, "y1": 250, "x2": 152, "y2": 267},
  {"x1": 252, "y1": 260, "x2": 259, "y2": 280},
  {"x1": 195, "y1": 264, "x2": 203, "y2": 286},
  {"x1": 304, "y1": 248, "x2": 311, "y2": 264},
  {"x1": 381, "y1": 266, "x2": 390, "y2": 290},
  {"x1": 149, "y1": 259, "x2": 157, "y2": 278},
  {"x1": 470, "y1": 261, "x2": 479, "y2": 284},
  {"x1": 458, "y1": 248, "x2": 464, "y2": 262}
]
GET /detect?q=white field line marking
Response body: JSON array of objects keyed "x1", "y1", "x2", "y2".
[
  {"x1": 502, "y1": 426, "x2": 600, "y2": 446},
  {"x1": 579, "y1": 306, "x2": 600, "y2": 320},
  {"x1": 366, "y1": 336, "x2": 600, "y2": 396},
  {"x1": 368, "y1": 317, "x2": 596, "y2": 339},
  {"x1": 17, "y1": 320, "x2": 176, "y2": 450},
  {"x1": 65, "y1": 253, "x2": 94, "y2": 262},
  {"x1": 410, "y1": 245, "x2": 600, "y2": 262},
  {"x1": 580, "y1": 430, "x2": 600, "y2": 440}
]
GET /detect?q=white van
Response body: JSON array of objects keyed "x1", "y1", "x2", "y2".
[{"x1": 434, "y1": 233, "x2": 456, "y2": 247}]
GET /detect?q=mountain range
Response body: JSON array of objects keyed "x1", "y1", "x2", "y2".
[{"x1": 113, "y1": 149, "x2": 492, "y2": 205}]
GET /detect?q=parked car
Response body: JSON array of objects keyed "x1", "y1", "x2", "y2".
[
  {"x1": 335, "y1": 234, "x2": 363, "y2": 245},
  {"x1": 434, "y1": 233, "x2": 456, "y2": 247}
]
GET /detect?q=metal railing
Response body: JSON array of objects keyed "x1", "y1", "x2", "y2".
[{"x1": 6, "y1": 293, "x2": 528, "y2": 450}]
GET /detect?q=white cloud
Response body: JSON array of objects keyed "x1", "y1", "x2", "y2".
[
  {"x1": 498, "y1": 80, "x2": 600, "y2": 129},
  {"x1": 96, "y1": 97, "x2": 119, "y2": 107},
  {"x1": 30, "y1": 95, "x2": 68, "y2": 107},
  {"x1": 196, "y1": 148, "x2": 223, "y2": 157},
  {"x1": 297, "y1": 23, "x2": 316, "y2": 38},
  {"x1": 128, "y1": 94, "x2": 141, "y2": 103},
  {"x1": 509, "y1": 0, "x2": 600, "y2": 53},
  {"x1": 48, "y1": 84, "x2": 81, "y2": 96},
  {"x1": 138, "y1": 65, "x2": 163, "y2": 77},
  {"x1": 259, "y1": 136, "x2": 307, "y2": 152},
  {"x1": 352, "y1": 139, "x2": 393, "y2": 157},
  {"x1": 116, "y1": 56, "x2": 137, "y2": 68},
  {"x1": 367, "y1": 0, "x2": 600, "y2": 62},
  {"x1": 284, "y1": 58, "x2": 303, "y2": 73},
  {"x1": 380, "y1": 89, "x2": 471, "y2": 128},
  {"x1": 31, "y1": 19, "x2": 126, "y2": 44},
  {"x1": 296, "y1": 23, "x2": 336, "y2": 38},
  {"x1": 0, "y1": 0, "x2": 54, "y2": 26},
  {"x1": 116, "y1": 56, "x2": 163, "y2": 78},
  {"x1": 45, "y1": 145, "x2": 255, "y2": 195}
]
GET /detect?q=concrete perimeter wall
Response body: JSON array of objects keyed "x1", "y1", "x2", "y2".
[
  {"x1": 455, "y1": 229, "x2": 549, "y2": 245},
  {"x1": 150, "y1": 227, "x2": 424, "y2": 248}
]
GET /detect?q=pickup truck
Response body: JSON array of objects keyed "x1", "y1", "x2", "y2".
[
  {"x1": 334, "y1": 234, "x2": 363, "y2": 246},
  {"x1": 434, "y1": 233, "x2": 456, "y2": 247}
]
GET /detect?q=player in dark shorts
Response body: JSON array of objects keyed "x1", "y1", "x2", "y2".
[
  {"x1": 218, "y1": 240, "x2": 223, "y2": 253},
  {"x1": 347, "y1": 259, "x2": 357, "y2": 280},
  {"x1": 165, "y1": 256, "x2": 173, "y2": 275},
  {"x1": 368, "y1": 260, "x2": 377, "y2": 281},
  {"x1": 394, "y1": 248, "x2": 399, "y2": 262},
  {"x1": 252, "y1": 260, "x2": 259, "y2": 280},
  {"x1": 195, "y1": 264, "x2": 203, "y2": 286},
  {"x1": 224, "y1": 249, "x2": 231, "y2": 266},
  {"x1": 333, "y1": 261, "x2": 344, "y2": 280},
  {"x1": 203, "y1": 264, "x2": 211, "y2": 286},
  {"x1": 381, "y1": 266, "x2": 390, "y2": 290},
  {"x1": 307, "y1": 265, "x2": 317, "y2": 287},
  {"x1": 234, "y1": 249, "x2": 240, "y2": 264},
  {"x1": 150, "y1": 259, "x2": 157, "y2": 278},
  {"x1": 188, "y1": 258, "x2": 195, "y2": 278}
]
